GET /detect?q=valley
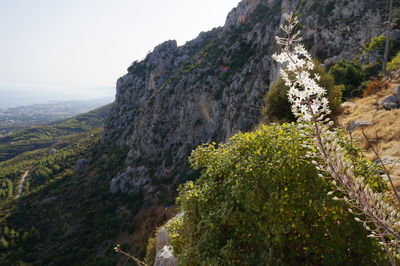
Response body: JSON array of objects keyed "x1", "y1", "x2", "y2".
[
  {"x1": 1, "y1": 0, "x2": 400, "y2": 265},
  {"x1": 0, "y1": 98, "x2": 113, "y2": 136}
]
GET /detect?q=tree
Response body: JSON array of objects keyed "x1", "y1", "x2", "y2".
[{"x1": 0, "y1": 237, "x2": 8, "y2": 249}]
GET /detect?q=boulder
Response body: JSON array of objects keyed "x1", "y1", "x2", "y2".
[
  {"x1": 346, "y1": 120, "x2": 373, "y2": 133},
  {"x1": 374, "y1": 157, "x2": 399, "y2": 166},
  {"x1": 152, "y1": 215, "x2": 185, "y2": 266},
  {"x1": 337, "y1": 102, "x2": 356, "y2": 114},
  {"x1": 154, "y1": 246, "x2": 177, "y2": 266},
  {"x1": 324, "y1": 55, "x2": 342, "y2": 66},
  {"x1": 394, "y1": 86, "x2": 400, "y2": 104},
  {"x1": 382, "y1": 95, "x2": 400, "y2": 110}
]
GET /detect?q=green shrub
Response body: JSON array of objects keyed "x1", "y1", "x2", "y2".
[
  {"x1": 329, "y1": 60, "x2": 363, "y2": 99},
  {"x1": 262, "y1": 78, "x2": 295, "y2": 122},
  {"x1": 367, "y1": 35, "x2": 386, "y2": 52},
  {"x1": 388, "y1": 51, "x2": 400, "y2": 72},
  {"x1": 366, "y1": 35, "x2": 400, "y2": 62},
  {"x1": 168, "y1": 124, "x2": 386, "y2": 265},
  {"x1": 263, "y1": 64, "x2": 342, "y2": 122},
  {"x1": 145, "y1": 237, "x2": 157, "y2": 266},
  {"x1": 362, "y1": 62, "x2": 381, "y2": 80}
]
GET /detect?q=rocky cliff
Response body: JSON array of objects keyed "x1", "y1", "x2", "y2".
[{"x1": 103, "y1": 0, "x2": 390, "y2": 201}]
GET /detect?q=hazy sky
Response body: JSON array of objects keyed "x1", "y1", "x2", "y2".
[{"x1": 0, "y1": 0, "x2": 241, "y2": 105}]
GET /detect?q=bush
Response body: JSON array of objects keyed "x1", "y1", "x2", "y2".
[
  {"x1": 145, "y1": 237, "x2": 156, "y2": 265},
  {"x1": 262, "y1": 78, "x2": 294, "y2": 122},
  {"x1": 362, "y1": 62, "x2": 381, "y2": 80},
  {"x1": 388, "y1": 51, "x2": 400, "y2": 72},
  {"x1": 263, "y1": 64, "x2": 342, "y2": 122},
  {"x1": 329, "y1": 60, "x2": 363, "y2": 99},
  {"x1": 367, "y1": 35, "x2": 386, "y2": 52},
  {"x1": 168, "y1": 124, "x2": 385, "y2": 265},
  {"x1": 363, "y1": 78, "x2": 388, "y2": 97}
]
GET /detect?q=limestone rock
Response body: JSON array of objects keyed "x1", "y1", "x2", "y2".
[
  {"x1": 154, "y1": 246, "x2": 176, "y2": 266},
  {"x1": 224, "y1": 0, "x2": 263, "y2": 29},
  {"x1": 337, "y1": 102, "x2": 356, "y2": 114},
  {"x1": 382, "y1": 94, "x2": 400, "y2": 110},
  {"x1": 374, "y1": 157, "x2": 399, "y2": 166},
  {"x1": 324, "y1": 55, "x2": 342, "y2": 66},
  {"x1": 103, "y1": 0, "x2": 390, "y2": 199},
  {"x1": 394, "y1": 86, "x2": 400, "y2": 104},
  {"x1": 156, "y1": 227, "x2": 170, "y2": 252},
  {"x1": 153, "y1": 225, "x2": 177, "y2": 266},
  {"x1": 347, "y1": 120, "x2": 373, "y2": 133},
  {"x1": 380, "y1": 86, "x2": 400, "y2": 110}
]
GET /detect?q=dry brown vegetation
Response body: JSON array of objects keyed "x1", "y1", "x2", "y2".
[{"x1": 337, "y1": 72, "x2": 400, "y2": 184}]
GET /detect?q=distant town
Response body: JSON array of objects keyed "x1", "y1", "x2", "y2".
[{"x1": 0, "y1": 99, "x2": 113, "y2": 135}]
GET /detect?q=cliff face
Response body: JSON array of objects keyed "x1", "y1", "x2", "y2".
[{"x1": 103, "y1": 0, "x2": 388, "y2": 199}]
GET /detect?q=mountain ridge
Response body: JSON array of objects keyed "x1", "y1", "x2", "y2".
[
  {"x1": 1, "y1": 0, "x2": 398, "y2": 264},
  {"x1": 103, "y1": 0, "x2": 389, "y2": 201}
]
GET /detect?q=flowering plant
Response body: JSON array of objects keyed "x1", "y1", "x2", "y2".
[{"x1": 273, "y1": 13, "x2": 400, "y2": 265}]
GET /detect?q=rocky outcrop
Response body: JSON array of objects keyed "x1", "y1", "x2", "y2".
[
  {"x1": 103, "y1": 0, "x2": 390, "y2": 199},
  {"x1": 153, "y1": 227, "x2": 176, "y2": 266},
  {"x1": 224, "y1": 0, "x2": 263, "y2": 29},
  {"x1": 382, "y1": 86, "x2": 400, "y2": 110},
  {"x1": 346, "y1": 120, "x2": 373, "y2": 133},
  {"x1": 154, "y1": 246, "x2": 176, "y2": 266}
]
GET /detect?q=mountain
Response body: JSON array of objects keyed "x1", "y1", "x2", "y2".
[
  {"x1": 103, "y1": 0, "x2": 389, "y2": 200},
  {"x1": 1, "y1": 0, "x2": 399, "y2": 265}
]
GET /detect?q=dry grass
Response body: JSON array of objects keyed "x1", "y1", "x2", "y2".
[{"x1": 336, "y1": 73, "x2": 400, "y2": 181}]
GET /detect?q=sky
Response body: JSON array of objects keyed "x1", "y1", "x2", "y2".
[{"x1": 0, "y1": 0, "x2": 241, "y2": 107}]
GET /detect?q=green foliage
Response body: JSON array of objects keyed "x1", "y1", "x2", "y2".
[
  {"x1": 0, "y1": 104, "x2": 134, "y2": 265},
  {"x1": 262, "y1": 78, "x2": 295, "y2": 122},
  {"x1": 362, "y1": 62, "x2": 381, "y2": 80},
  {"x1": 367, "y1": 35, "x2": 386, "y2": 52},
  {"x1": 263, "y1": 64, "x2": 343, "y2": 122},
  {"x1": 145, "y1": 236, "x2": 157, "y2": 266},
  {"x1": 168, "y1": 124, "x2": 386, "y2": 265},
  {"x1": 388, "y1": 51, "x2": 400, "y2": 72},
  {"x1": 0, "y1": 179, "x2": 13, "y2": 199},
  {"x1": 365, "y1": 35, "x2": 400, "y2": 64},
  {"x1": 229, "y1": 41, "x2": 254, "y2": 72},
  {"x1": 329, "y1": 60, "x2": 364, "y2": 99},
  {"x1": 0, "y1": 135, "x2": 133, "y2": 265}
]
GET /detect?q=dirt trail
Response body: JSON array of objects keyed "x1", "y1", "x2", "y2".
[{"x1": 16, "y1": 170, "x2": 29, "y2": 198}]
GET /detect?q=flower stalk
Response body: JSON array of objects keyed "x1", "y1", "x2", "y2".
[{"x1": 273, "y1": 13, "x2": 400, "y2": 264}]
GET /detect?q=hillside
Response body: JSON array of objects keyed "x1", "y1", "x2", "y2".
[
  {"x1": 0, "y1": 104, "x2": 116, "y2": 264},
  {"x1": 104, "y1": 0, "x2": 390, "y2": 202},
  {"x1": 1, "y1": 0, "x2": 400, "y2": 265},
  {"x1": 337, "y1": 71, "x2": 400, "y2": 181},
  {"x1": 0, "y1": 104, "x2": 112, "y2": 162},
  {"x1": 0, "y1": 104, "x2": 111, "y2": 201}
]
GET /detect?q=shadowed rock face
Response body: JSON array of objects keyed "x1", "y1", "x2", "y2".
[{"x1": 103, "y1": 0, "x2": 389, "y2": 199}]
